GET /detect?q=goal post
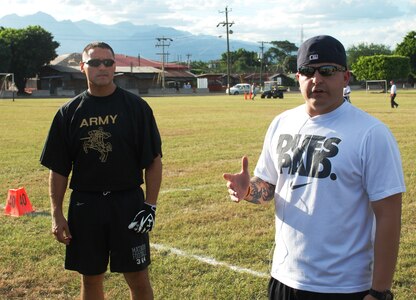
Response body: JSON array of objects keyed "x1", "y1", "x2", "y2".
[
  {"x1": 365, "y1": 80, "x2": 387, "y2": 94},
  {"x1": 0, "y1": 73, "x2": 15, "y2": 101}
]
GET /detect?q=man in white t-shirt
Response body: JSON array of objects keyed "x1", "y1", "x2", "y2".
[
  {"x1": 251, "y1": 83, "x2": 257, "y2": 100},
  {"x1": 343, "y1": 84, "x2": 351, "y2": 102},
  {"x1": 390, "y1": 80, "x2": 399, "y2": 108},
  {"x1": 223, "y1": 35, "x2": 404, "y2": 300}
]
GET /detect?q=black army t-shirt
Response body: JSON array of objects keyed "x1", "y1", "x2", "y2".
[{"x1": 40, "y1": 87, "x2": 162, "y2": 191}]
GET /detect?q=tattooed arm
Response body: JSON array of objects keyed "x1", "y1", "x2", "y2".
[
  {"x1": 244, "y1": 176, "x2": 276, "y2": 204},
  {"x1": 223, "y1": 156, "x2": 275, "y2": 204}
]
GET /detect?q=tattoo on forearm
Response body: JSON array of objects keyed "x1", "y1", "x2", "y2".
[{"x1": 246, "y1": 177, "x2": 275, "y2": 204}]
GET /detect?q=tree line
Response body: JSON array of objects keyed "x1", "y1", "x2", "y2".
[
  {"x1": 192, "y1": 31, "x2": 416, "y2": 86},
  {"x1": 0, "y1": 25, "x2": 415, "y2": 94}
]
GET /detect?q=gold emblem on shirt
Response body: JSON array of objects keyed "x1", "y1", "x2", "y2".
[{"x1": 81, "y1": 127, "x2": 112, "y2": 162}]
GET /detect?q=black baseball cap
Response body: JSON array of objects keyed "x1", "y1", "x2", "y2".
[{"x1": 297, "y1": 35, "x2": 347, "y2": 69}]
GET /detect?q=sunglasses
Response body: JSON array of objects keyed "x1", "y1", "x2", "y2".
[
  {"x1": 298, "y1": 65, "x2": 346, "y2": 77},
  {"x1": 83, "y1": 59, "x2": 115, "y2": 67}
]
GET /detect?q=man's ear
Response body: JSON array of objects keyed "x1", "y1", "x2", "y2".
[
  {"x1": 80, "y1": 61, "x2": 85, "y2": 73},
  {"x1": 344, "y1": 70, "x2": 351, "y2": 85}
]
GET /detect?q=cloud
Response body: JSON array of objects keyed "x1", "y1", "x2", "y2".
[{"x1": 0, "y1": 0, "x2": 415, "y2": 50}]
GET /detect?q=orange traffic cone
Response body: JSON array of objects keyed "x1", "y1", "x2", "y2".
[{"x1": 4, "y1": 187, "x2": 34, "y2": 217}]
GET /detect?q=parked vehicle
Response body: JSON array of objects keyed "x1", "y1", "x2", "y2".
[
  {"x1": 260, "y1": 81, "x2": 285, "y2": 99},
  {"x1": 226, "y1": 83, "x2": 251, "y2": 95}
]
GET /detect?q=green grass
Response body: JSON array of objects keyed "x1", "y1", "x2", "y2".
[{"x1": 0, "y1": 90, "x2": 415, "y2": 299}]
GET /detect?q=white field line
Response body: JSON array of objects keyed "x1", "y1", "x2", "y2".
[
  {"x1": 158, "y1": 185, "x2": 269, "y2": 277},
  {"x1": 151, "y1": 243, "x2": 269, "y2": 278}
]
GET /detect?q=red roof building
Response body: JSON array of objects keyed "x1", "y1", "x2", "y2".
[
  {"x1": 38, "y1": 53, "x2": 196, "y2": 96},
  {"x1": 115, "y1": 54, "x2": 188, "y2": 70}
]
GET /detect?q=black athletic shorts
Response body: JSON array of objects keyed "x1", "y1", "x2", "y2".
[
  {"x1": 268, "y1": 277, "x2": 369, "y2": 300},
  {"x1": 65, "y1": 188, "x2": 151, "y2": 275}
]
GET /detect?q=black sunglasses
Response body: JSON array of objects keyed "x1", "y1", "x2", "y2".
[
  {"x1": 298, "y1": 65, "x2": 346, "y2": 77},
  {"x1": 83, "y1": 59, "x2": 115, "y2": 67}
]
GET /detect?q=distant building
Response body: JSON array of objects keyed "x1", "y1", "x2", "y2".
[
  {"x1": 196, "y1": 74, "x2": 226, "y2": 92},
  {"x1": 37, "y1": 53, "x2": 196, "y2": 96}
]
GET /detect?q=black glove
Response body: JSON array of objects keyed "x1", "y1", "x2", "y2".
[{"x1": 128, "y1": 203, "x2": 156, "y2": 233}]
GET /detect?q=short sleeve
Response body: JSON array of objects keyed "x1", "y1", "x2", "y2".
[
  {"x1": 140, "y1": 102, "x2": 162, "y2": 169},
  {"x1": 361, "y1": 124, "x2": 405, "y2": 201},
  {"x1": 40, "y1": 108, "x2": 72, "y2": 177}
]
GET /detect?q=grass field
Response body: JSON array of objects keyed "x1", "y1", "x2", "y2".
[{"x1": 0, "y1": 90, "x2": 415, "y2": 299}]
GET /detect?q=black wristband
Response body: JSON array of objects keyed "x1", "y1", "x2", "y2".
[{"x1": 369, "y1": 289, "x2": 394, "y2": 300}]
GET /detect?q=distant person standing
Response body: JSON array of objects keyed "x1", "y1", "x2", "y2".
[
  {"x1": 390, "y1": 80, "x2": 399, "y2": 108},
  {"x1": 251, "y1": 83, "x2": 257, "y2": 100},
  {"x1": 343, "y1": 84, "x2": 351, "y2": 103}
]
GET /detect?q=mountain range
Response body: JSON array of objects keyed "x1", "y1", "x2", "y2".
[{"x1": 0, "y1": 12, "x2": 261, "y2": 62}]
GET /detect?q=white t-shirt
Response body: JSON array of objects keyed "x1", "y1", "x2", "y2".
[
  {"x1": 254, "y1": 101, "x2": 405, "y2": 293},
  {"x1": 343, "y1": 85, "x2": 351, "y2": 96},
  {"x1": 391, "y1": 84, "x2": 397, "y2": 95}
]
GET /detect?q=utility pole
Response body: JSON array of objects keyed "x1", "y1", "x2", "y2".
[
  {"x1": 258, "y1": 41, "x2": 269, "y2": 89},
  {"x1": 217, "y1": 6, "x2": 234, "y2": 95},
  {"x1": 155, "y1": 37, "x2": 173, "y2": 89},
  {"x1": 186, "y1": 53, "x2": 192, "y2": 69}
]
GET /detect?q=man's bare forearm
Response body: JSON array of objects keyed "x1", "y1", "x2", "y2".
[
  {"x1": 371, "y1": 194, "x2": 402, "y2": 291},
  {"x1": 144, "y1": 155, "x2": 162, "y2": 206},
  {"x1": 244, "y1": 176, "x2": 275, "y2": 204},
  {"x1": 49, "y1": 170, "x2": 68, "y2": 215}
]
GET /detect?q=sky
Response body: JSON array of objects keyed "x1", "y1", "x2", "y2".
[{"x1": 1, "y1": 0, "x2": 416, "y2": 50}]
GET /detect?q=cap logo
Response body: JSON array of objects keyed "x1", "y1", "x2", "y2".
[{"x1": 309, "y1": 54, "x2": 319, "y2": 61}]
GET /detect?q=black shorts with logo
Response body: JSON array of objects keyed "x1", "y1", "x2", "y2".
[{"x1": 65, "y1": 188, "x2": 151, "y2": 275}]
